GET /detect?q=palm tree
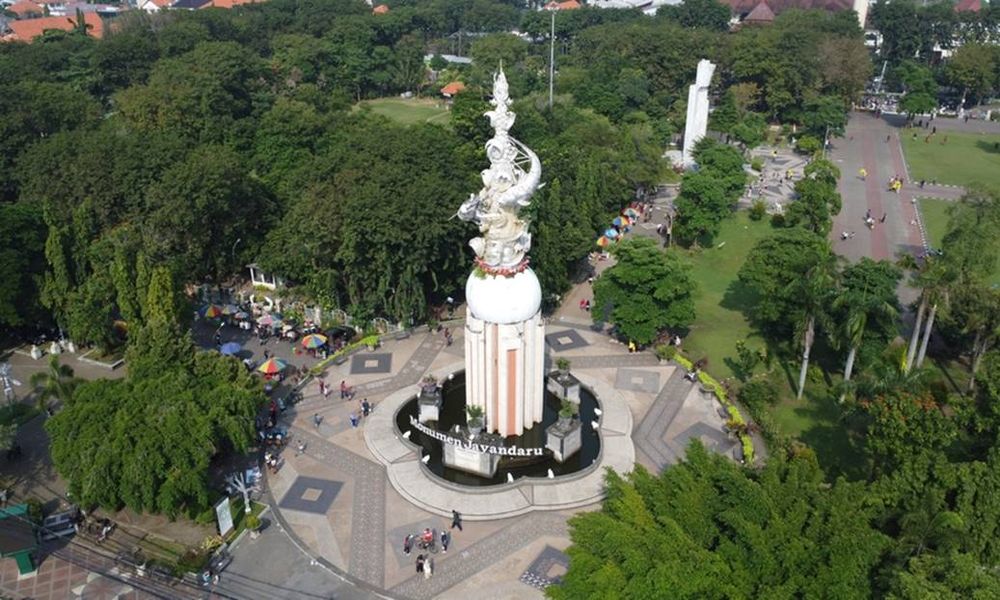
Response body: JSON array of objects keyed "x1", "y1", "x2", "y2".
[
  {"x1": 959, "y1": 284, "x2": 1000, "y2": 392},
  {"x1": 29, "y1": 356, "x2": 79, "y2": 411},
  {"x1": 897, "y1": 493, "x2": 964, "y2": 559},
  {"x1": 851, "y1": 344, "x2": 932, "y2": 402},
  {"x1": 788, "y1": 252, "x2": 839, "y2": 400},
  {"x1": 833, "y1": 276, "x2": 898, "y2": 403},
  {"x1": 914, "y1": 261, "x2": 954, "y2": 369}
]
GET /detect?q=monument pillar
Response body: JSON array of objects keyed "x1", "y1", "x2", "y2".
[
  {"x1": 458, "y1": 68, "x2": 547, "y2": 438},
  {"x1": 682, "y1": 59, "x2": 716, "y2": 168}
]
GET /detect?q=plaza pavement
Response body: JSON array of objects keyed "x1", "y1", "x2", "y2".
[{"x1": 251, "y1": 309, "x2": 737, "y2": 599}]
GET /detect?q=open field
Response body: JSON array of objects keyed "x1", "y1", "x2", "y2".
[
  {"x1": 682, "y1": 211, "x2": 864, "y2": 478},
  {"x1": 920, "y1": 197, "x2": 1000, "y2": 285},
  {"x1": 901, "y1": 130, "x2": 1000, "y2": 189},
  {"x1": 681, "y1": 212, "x2": 771, "y2": 381},
  {"x1": 356, "y1": 97, "x2": 451, "y2": 126}
]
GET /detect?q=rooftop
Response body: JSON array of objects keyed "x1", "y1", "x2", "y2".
[{"x1": 3, "y1": 11, "x2": 103, "y2": 42}]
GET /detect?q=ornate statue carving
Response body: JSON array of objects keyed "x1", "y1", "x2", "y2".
[{"x1": 457, "y1": 69, "x2": 542, "y2": 272}]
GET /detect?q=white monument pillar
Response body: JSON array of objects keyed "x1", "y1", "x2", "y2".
[
  {"x1": 458, "y1": 69, "x2": 546, "y2": 438},
  {"x1": 682, "y1": 59, "x2": 716, "y2": 168}
]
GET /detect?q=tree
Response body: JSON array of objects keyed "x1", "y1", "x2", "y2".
[
  {"x1": 674, "y1": 140, "x2": 745, "y2": 245},
  {"x1": 592, "y1": 238, "x2": 697, "y2": 345},
  {"x1": 659, "y1": 0, "x2": 731, "y2": 31},
  {"x1": 832, "y1": 258, "x2": 901, "y2": 401},
  {"x1": 47, "y1": 345, "x2": 263, "y2": 516},
  {"x1": 785, "y1": 172, "x2": 842, "y2": 235},
  {"x1": 0, "y1": 202, "x2": 48, "y2": 328},
  {"x1": 802, "y1": 95, "x2": 847, "y2": 138},
  {"x1": 945, "y1": 44, "x2": 998, "y2": 106},
  {"x1": 897, "y1": 61, "x2": 939, "y2": 116},
  {"x1": 738, "y1": 228, "x2": 832, "y2": 337},
  {"x1": 787, "y1": 250, "x2": 839, "y2": 399},
  {"x1": 548, "y1": 442, "x2": 889, "y2": 599},
  {"x1": 29, "y1": 356, "x2": 78, "y2": 411},
  {"x1": 869, "y1": 0, "x2": 926, "y2": 65}
]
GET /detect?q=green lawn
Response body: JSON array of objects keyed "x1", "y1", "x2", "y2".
[
  {"x1": 901, "y1": 130, "x2": 1000, "y2": 189},
  {"x1": 355, "y1": 97, "x2": 451, "y2": 126},
  {"x1": 681, "y1": 212, "x2": 771, "y2": 381},
  {"x1": 920, "y1": 197, "x2": 999, "y2": 285},
  {"x1": 682, "y1": 212, "x2": 865, "y2": 478}
]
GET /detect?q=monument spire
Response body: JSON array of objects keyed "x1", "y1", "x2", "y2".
[{"x1": 458, "y1": 67, "x2": 546, "y2": 438}]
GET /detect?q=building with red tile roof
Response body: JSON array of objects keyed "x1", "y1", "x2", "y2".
[
  {"x1": 743, "y1": 0, "x2": 775, "y2": 22},
  {"x1": 440, "y1": 81, "x2": 466, "y2": 97},
  {"x1": 954, "y1": 0, "x2": 981, "y2": 12},
  {"x1": 2, "y1": 12, "x2": 103, "y2": 42},
  {"x1": 543, "y1": 0, "x2": 581, "y2": 10},
  {"x1": 372, "y1": 4, "x2": 389, "y2": 14},
  {"x1": 8, "y1": 0, "x2": 44, "y2": 17}
]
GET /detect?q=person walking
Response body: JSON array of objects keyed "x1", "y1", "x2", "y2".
[
  {"x1": 361, "y1": 398, "x2": 371, "y2": 417},
  {"x1": 313, "y1": 413, "x2": 322, "y2": 428},
  {"x1": 450, "y1": 510, "x2": 463, "y2": 531},
  {"x1": 880, "y1": 213, "x2": 887, "y2": 223},
  {"x1": 858, "y1": 167, "x2": 867, "y2": 180},
  {"x1": 422, "y1": 557, "x2": 433, "y2": 580},
  {"x1": 440, "y1": 531, "x2": 450, "y2": 553},
  {"x1": 403, "y1": 534, "x2": 414, "y2": 556},
  {"x1": 415, "y1": 554, "x2": 424, "y2": 575},
  {"x1": 349, "y1": 413, "x2": 359, "y2": 428},
  {"x1": 340, "y1": 380, "x2": 348, "y2": 399}
]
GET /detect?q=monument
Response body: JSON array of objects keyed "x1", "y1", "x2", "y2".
[
  {"x1": 682, "y1": 59, "x2": 716, "y2": 168},
  {"x1": 457, "y1": 69, "x2": 546, "y2": 438}
]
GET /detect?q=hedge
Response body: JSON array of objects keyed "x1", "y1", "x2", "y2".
[{"x1": 674, "y1": 351, "x2": 755, "y2": 464}]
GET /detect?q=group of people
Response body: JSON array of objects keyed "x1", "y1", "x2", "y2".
[{"x1": 402, "y1": 511, "x2": 463, "y2": 581}]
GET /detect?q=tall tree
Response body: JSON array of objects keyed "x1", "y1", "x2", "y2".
[
  {"x1": 832, "y1": 258, "x2": 901, "y2": 401},
  {"x1": 787, "y1": 249, "x2": 839, "y2": 399},
  {"x1": 29, "y1": 356, "x2": 78, "y2": 411},
  {"x1": 592, "y1": 238, "x2": 697, "y2": 345}
]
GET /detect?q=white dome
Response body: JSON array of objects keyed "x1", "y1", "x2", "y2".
[{"x1": 466, "y1": 268, "x2": 542, "y2": 324}]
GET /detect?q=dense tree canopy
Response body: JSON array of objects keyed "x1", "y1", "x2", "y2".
[{"x1": 592, "y1": 237, "x2": 697, "y2": 345}]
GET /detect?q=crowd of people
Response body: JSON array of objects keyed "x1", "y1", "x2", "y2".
[{"x1": 401, "y1": 511, "x2": 463, "y2": 581}]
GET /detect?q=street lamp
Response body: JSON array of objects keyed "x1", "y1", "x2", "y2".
[{"x1": 231, "y1": 238, "x2": 242, "y2": 266}]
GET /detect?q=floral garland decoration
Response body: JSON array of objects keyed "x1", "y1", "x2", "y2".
[{"x1": 473, "y1": 256, "x2": 530, "y2": 278}]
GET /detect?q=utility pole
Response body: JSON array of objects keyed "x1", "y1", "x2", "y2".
[{"x1": 549, "y1": 11, "x2": 555, "y2": 110}]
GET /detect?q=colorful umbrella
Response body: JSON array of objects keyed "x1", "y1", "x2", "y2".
[
  {"x1": 612, "y1": 216, "x2": 631, "y2": 228},
  {"x1": 596, "y1": 236, "x2": 611, "y2": 248},
  {"x1": 623, "y1": 207, "x2": 640, "y2": 218},
  {"x1": 202, "y1": 305, "x2": 223, "y2": 319},
  {"x1": 221, "y1": 304, "x2": 240, "y2": 315},
  {"x1": 301, "y1": 334, "x2": 328, "y2": 349},
  {"x1": 220, "y1": 342, "x2": 241, "y2": 356},
  {"x1": 234, "y1": 311, "x2": 250, "y2": 320},
  {"x1": 257, "y1": 357, "x2": 288, "y2": 374},
  {"x1": 604, "y1": 228, "x2": 620, "y2": 239},
  {"x1": 257, "y1": 314, "x2": 280, "y2": 327}
]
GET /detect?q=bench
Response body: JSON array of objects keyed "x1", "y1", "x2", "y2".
[{"x1": 393, "y1": 331, "x2": 411, "y2": 341}]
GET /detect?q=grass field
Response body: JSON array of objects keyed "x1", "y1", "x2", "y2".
[
  {"x1": 682, "y1": 211, "x2": 864, "y2": 477},
  {"x1": 920, "y1": 197, "x2": 1000, "y2": 285},
  {"x1": 681, "y1": 212, "x2": 771, "y2": 381},
  {"x1": 901, "y1": 130, "x2": 1000, "y2": 189},
  {"x1": 356, "y1": 97, "x2": 451, "y2": 126}
]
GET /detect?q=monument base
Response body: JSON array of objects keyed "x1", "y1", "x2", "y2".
[
  {"x1": 443, "y1": 440, "x2": 501, "y2": 477},
  {"x1": 417, "y1": 387, "x2": 443, "y2": 424},
  {"x1": 547, "y1": 372, "x2": 581, "y2": 404},
  {"x1": 545, "y1": 418, "x2": 582, "y2": 463}
]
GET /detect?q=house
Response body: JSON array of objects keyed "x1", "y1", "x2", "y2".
[
  {"x1": 543, "y1": 0, "x2": 581, "y2": 10},
  {"x1": 954, "y1": 0, "x2": 980, "y2": 12},
  {"x1": 742, "y1": 0, "x2": 775, "y2": 24},
  {"x1": 2, "y1": 11, "x2": 103, "y2": 42},
  {"x1": 440, "y1": 81, "x2": 466, "y2": 98},
  {"x1": 724, "y1": 0, "x2": 867, "y2": 27},
  {"x1": 138, "y1": 0, "x2": 172, "y2": 12},
  {"x1": 372, "y1": 3, "x2": 389, "y2": 14},
  {"x1": 7, "y1": 0, "x2": 43, "y2": 18}
]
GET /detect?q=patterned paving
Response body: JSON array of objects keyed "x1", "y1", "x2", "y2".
[
  {"x1": 350, "y1": 353, "x2": 393, "y2": 375},
  {"x1": 614, "y1": 368, "x2": 661, "y2": 393},
  {"x1": 279, "y1": 475, "x2": 343, "y2": 515},
  {"x1": 633, "y1": 368, "x2": 693, "y2": 471},
  {"x1": 519, "y1": 545, "x2": 569, "y2": 590},
  {"x1": 544, "y1": 329, "x2": 589, "y2": 352},
  {"x1": 291, "y1": 426, "x2": 387, "y2": 588},
  {"x1": 389, "y1": 512, "x2": 568, "y2": 600}
]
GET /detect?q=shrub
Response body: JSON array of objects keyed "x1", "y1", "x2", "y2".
[
  {"x1": 675, "y1": 354, "x2": 694, "y2": 370},
  {"x1": 770, "y1": 212, "x2": 786, "y2": 227},
  {"x1": 750, "y1": 157, "x2": 764, "y2": 172},
  {"x1": 556, "y1": 357, "x2": 571, "y2": 372},
  {"x1": 741, "y1": 435, "x2": 755, "y2": 463},
  {"x1": 749, "y1": 200, "x2": 767, "y2": 221},
  {"x1": 559, "y1": 399, "x2": 576, "y2": 419},
  {"x1": 795, "y1": 135, "x2": 822, "y2": 155},
  {"x1": 655, "y1": 344, "x2": 678, "y2": 361},
  {"x1": 245, "y1": 515, "x2": 261, "y2": 531},
  {"x1": 739, "y1": 378, "x2": 779, "y2": 410}
]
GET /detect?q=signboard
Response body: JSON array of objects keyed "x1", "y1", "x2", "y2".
[
  {"x1": 215, "y1": 497, "x2": 234, "y2": 537},
  {"x1": 409, "y1": 416, "x2": 544, "y2": 457}
]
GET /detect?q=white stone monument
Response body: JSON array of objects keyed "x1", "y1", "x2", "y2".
[
  {"x1": 682, "y1": 59, "x2": 716, "y2": 168},
  {"x1": 457, "y1": 68, "x2": 546, "y2": 438}
]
